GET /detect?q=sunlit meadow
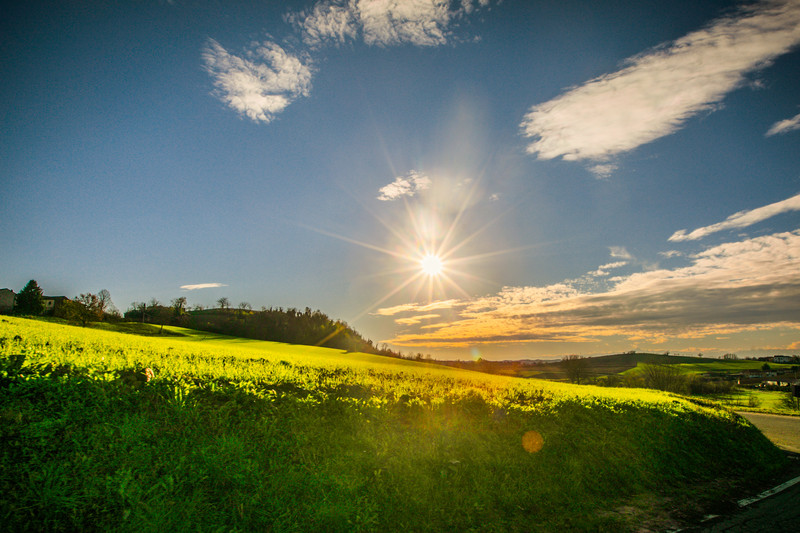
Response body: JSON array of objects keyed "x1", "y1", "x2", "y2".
[{"x1": 0, "y1": 317, "x2": 785, "y2": 531}]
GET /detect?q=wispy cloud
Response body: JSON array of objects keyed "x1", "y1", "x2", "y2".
[
  {"x1": 659, "y1": 250, "x2": 683, "y2": 258},
  {"x1": 286, "y1": 2, "x2": 358, "y2": 48},
  {"x1": 375, "y1": 299, "x2": 461, "y2": 316},
  {"x1": 520, "y1": 0, "x2": 800, "y2": 165},
  {"x1": 287, "y1": 0, "x2": 491, "y2": 48},
  {"x1": 588, "y1": 261, "x2": 628, "y2": 277},
  {"x1": 202, "y1": 39, "x2": 313, "y2": 123},
  {"x1": 669, "y1": 192, "x2": 800, "y2": 241},
  {"x1": 180, "y1": 283, "x2": 228, "y2": 290},
  {"x1": 354, "y1": 0, "x2": 453, "y2": 46},
  {"x1": 609, "y1": 246, "x2": 633, "y2": 260},
  {"x1": 377, "y1": 170, "x2": 432, "y2": 201},
  {"x1": 587, "y1": 163, "x2": 618, "y2": 180},
  {"x1": 380, "y1": 230, "x2": 800, "y2": 347},
  {"x1": 766, "y1": 111, "x2": 800, "y2": 136},
  {"x1": 395, "y1": 313, "x2": 441, "y2": 325}
]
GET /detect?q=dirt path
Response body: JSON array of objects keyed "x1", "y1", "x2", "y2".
[{"x1": 736, "y1": 411, "x2": 800, "y2": 453}]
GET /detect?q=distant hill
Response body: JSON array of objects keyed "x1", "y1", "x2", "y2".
[{"x1": 437, "y1": 352, "x2": 723, "y2": 381}]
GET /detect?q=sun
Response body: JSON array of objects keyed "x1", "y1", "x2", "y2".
[{"x1": 420, "y1": 253, "x2": 444, "y2": 277}]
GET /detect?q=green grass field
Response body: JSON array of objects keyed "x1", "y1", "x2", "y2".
[
  {"x1": 704, "y1": 389, "x2": 799, "y2": 415},
  {"x1": 0, "y1": 316, "x2": 788, "y2": 531},
  {"x1": 622, "y1": 360, "x2": 796, "y2": 377}
]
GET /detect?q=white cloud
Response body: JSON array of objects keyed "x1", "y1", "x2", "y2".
[
  {"x1": 287, "y1": 2, "x2": 358, "y2": 48},
  {"x1": 588, "y1": 261, "x2": 628, "y2": 277},
  {"x1": 588, "y1": 163, "x2": 617, "y2": 179},
  {"x1": 521, "y1": 0, "x2": 800, "y2": 163},
  {"x1": 377, "y1": 170, "x2": 432, "y2": 201},
  {"x1": 354, "y1": 0, "x2": 453, "y2": 46},
  {"x1": 288, "y1": 0, "x2": 490, "y2": 49},
  {"x1": 766, "y1": 111, "x2": 800, "y2": 136},
  {"x1": 659, "y1": 250, "x2": 683, "y2": 258},
  {"x1": 609, "y1": 246, "x2": 633, "y2": 260},
  {"x1": 202, "y1": 38, "x2": 313, "y2": 123},
  {"x1": 180, "y1": 283, "x2": 228, "y2": 290},
  {"x1": 461, "y1": 0, "x2": 490, "y2": 15},
  {"x1": 669, "y1": 192, "x2": 800, "y2": 241}
]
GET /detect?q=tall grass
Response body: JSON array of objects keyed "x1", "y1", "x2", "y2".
[{"x1": 0, "y1": 317, "x2": 786, "y2": 531}]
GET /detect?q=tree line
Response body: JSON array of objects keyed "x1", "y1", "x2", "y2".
[
  {"x1": 123, "y1": 298, "x2": 418, "y2": 357},
  {"x1": 126, "y1": 298, "x2": 416, "y2": 356}
]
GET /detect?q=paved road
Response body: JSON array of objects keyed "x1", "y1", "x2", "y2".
[
  {"x1": 736, "y1": 411, "x2": 800, "y2": 453},
  {"x1": 677, "y1": 412, "x2": 800, "y2": 532},
  {"x1": 683, "y1": 466, "x2": 800, "y2": 532}
]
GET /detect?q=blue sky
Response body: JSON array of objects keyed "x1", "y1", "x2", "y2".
[{"x1": 2, "y1": 0, "x2": 799, "y2": 360}]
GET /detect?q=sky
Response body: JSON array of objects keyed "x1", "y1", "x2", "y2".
[{"x1": 2, "y1": 0, "x2": 799, "y2": 360}]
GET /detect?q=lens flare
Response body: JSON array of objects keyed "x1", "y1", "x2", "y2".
[{"x1": 522, "y1": 430, "x2": 544, "y2": 453}]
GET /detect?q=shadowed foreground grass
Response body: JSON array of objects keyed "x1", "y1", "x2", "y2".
[{"x1": 0, "y1": 317, "x2": 786, "y2": 531}]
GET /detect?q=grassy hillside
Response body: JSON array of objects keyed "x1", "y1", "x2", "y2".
[{"x1": 0, "y1": 317, "x2": 787, "y2": 531}]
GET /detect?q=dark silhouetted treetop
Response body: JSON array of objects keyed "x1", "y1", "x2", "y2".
[{"x1": 15, "y1": 280, "x2": 44, "y2": 316}]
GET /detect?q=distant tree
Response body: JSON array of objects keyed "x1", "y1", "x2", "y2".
[
  {"x1": 171, "y1": 297, "x2": 187, "y2": 316},
  {"x1": 641, "y1": 364, "x2": 687, "y2": 393},
  {"x1": 151, "y1": 305, "x2": 172, "y2": 333},
  {"x1": 97, "y1": 289, "x2": 114, "y2": 318},
  {"x1": 124, "y1": 301, "x2": 149, "y2": 323},
  {"x1": 723, "y1": 353, "x2": 738, "y2": 360},
  {"x1": 762, "y1": 363, "x2": 771, "y2": 372},
  {"x1": 563, "y1": 355, "x2": 588, "y2": 384},
  {"x1": 216, "y1": 297, "x2": 229, "y2": 310},
  {"x1": 15, "y1": 280, "x2": 45, "y2": 315},
  {"x1": 70, "y1": 293, "x2": 103, "y2": 326}
]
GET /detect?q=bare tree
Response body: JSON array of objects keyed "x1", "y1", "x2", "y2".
[
  {"x1": 216, "y1": 297, "x2": 229, "y2": 310},
  {"x1": 237, "y1": 301, "x2": 251, "y2": 316},
  {"x1": 97, "y1": 289, "x2": 113, "y2": 317},
  {"x1": 641, "y1": 364, "x2": 687, "y2": 393}
]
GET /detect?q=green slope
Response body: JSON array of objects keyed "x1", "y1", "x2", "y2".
[{"x1": 0, "y1": 316, "x2": 787, "y2": 532}]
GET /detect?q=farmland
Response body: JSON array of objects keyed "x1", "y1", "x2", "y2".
[{"x1": 0, "y1": 317, "x2": 788, "y2": 532}]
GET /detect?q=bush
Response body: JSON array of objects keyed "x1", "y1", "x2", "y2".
[
  {"x1": 687, "y1": 376, "x2": 736, "y2": 396},
  {"x1": 782, "y1": 392, "x2": 800, "y2": 411},
  {"x1": 641, "y1": 364, "x2": 688, "y2": 393}
]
